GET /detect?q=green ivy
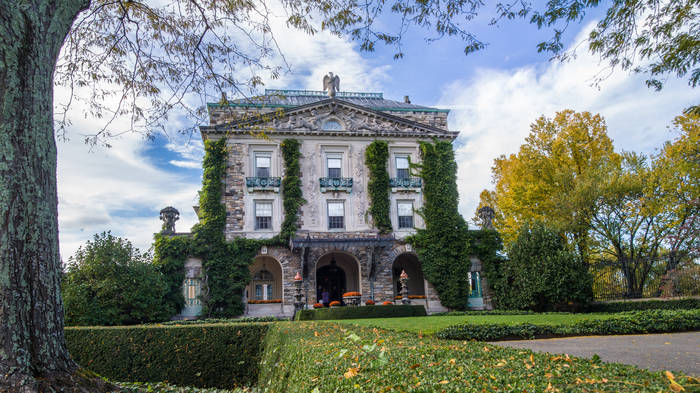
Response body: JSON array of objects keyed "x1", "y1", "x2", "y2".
[
  {"x1": 409, "y1": 140, "x2": 471, "y2": 310},
  {"x1": 155, "y1": 138, "x2": 303, "y2": 318},
  {"x1": 280, "y1": 139, "x2": 304, "y2": 241},
  {"x1": 365, "y1": 140, "x2": 392, "y2": 233}
]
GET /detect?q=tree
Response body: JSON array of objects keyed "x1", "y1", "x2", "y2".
[
  {"x1": 495, "y1": 222, "x2": 592, "y2": 311},
  {"x1": 62, "y1": 232, "x2": 171, "y2": 326},
  {"x1": 0, "y1": 1, "x2": 491, "y2": 390},
  {"x1": 479, "y1": 110, "x2": 619, "y2": 263},
  {"x1": 499, "y1": 0, "x2": 700, "y2": 93}
]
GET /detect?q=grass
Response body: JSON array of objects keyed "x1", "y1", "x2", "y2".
[
  {"x1": 257, "y1": 321, "x2": 697, "y2": 392},
  {"x1": 332, "y1": 313, "x2": 617, "y2": 334}
]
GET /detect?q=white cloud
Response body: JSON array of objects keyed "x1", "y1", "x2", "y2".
[{"x1": 439, "y1": 22, "x2": 698, "y2": 226}]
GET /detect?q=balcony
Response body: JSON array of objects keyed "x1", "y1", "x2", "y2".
[
  {"x1": 319, "y1": 177, "x2": 353, "y2": 193},
  {"x1": 390, "y1": 177, "x2": 422, "y2": 192},
  {"x1": 246, "y1": 177, "x2": 281, "y2": 192}
]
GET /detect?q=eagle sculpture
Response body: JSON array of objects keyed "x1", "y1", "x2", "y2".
[{"x1": 323, "y1": 72, "x2": 340, "y2": 97}]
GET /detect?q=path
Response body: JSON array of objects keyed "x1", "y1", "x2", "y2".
[{"x1": 491, "y1": 332, "x2": 700, "y2": 376}]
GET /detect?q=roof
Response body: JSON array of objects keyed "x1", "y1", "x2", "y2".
[{"x1": 208, "y1": 89, "x2": 449, "y2": 113}]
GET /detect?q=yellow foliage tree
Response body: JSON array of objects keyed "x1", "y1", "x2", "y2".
[{"x1": 479, "y1": 110, "x2": 620, "y2": 263}]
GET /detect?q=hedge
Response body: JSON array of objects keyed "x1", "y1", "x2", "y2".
[
  {"x1": 585, "y1": 297, "x2": 700, "y2": 313},
  {"x1": 119, "y1": 382, "x2": 245, "y2": 393},
  {"x1": 65, "y1": 323, "x2": 268, "y2": 389},
  {"x1": 256, "y1": 321, "x2": 692, "y2": 392},
  {"x1": 294, "y1": 305, "x2": 426, "y2": 320},
  {"x1": 435, "y1": 309, "x2": 700, "y2": 341}
]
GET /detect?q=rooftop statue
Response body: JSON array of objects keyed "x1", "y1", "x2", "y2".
[
  {"x1": 160, "y1": 206, "x2": 180, "y2": 234},
  {"x1": 477, "y1": 206, "x2": 495, "y2": 230},
  {"x1": 323, "y1": 72, "x2": 340, "y2": 98}
]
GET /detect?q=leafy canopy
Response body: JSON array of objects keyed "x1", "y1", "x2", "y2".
[{"x1": 62, "y1": 231, "x2": 171, "y2": 326}]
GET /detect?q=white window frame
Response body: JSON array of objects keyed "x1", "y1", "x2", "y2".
[
  {"x1": 325, "y1": 153, "x2": 343, "y2": 178},
  {"x1": 254, "y1": 152, "x2": 272, "y2": 178},
  {"x1": 327, "y1": 200, "x2": 345, "y2": 230},
  {"x1": 254, "y1": 200, "x2": 273, "y2": 230},
  {"x1": 395, "y1": 155, "x2": 410, "y2": 179},
  {"x1": 397, "y1": 201, "x2": 414, "y2": 229}
]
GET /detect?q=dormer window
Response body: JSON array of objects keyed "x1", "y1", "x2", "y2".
[{"x1": 322, "y1": 119, "x2": 343, "y2": 131}]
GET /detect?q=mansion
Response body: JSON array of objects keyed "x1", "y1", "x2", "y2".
[{"x1": 176, "y1": 75, "x2": 490, "y2": 318}]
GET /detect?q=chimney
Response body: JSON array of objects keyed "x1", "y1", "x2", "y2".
[{"x1": 404, "y1": 95, "x2": 411, "y2": 104}]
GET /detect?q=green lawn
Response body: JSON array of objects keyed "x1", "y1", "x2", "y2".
[{"x1": 332, "y1": 313, "x2": 616, "y2": 334}]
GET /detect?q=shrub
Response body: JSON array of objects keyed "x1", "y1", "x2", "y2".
[
  {"x1": 295, "y1": 305, "x2": 426, "y2": 320},
  {"x1": 365, "y1": 300, "x2": 375, "y2": 305},
  {"x1": 495, "y1": 222, "x2": 593, "y2": 311},
  {"x1": 248, "y1": 299, "x2": 282, "y2": 304},
  {"x1": 435, "y1": 309, "x2": 700, "y2": 341},
  {"x1": 256, "y1": 322, "x2": 684, "y2": 392},
  {"x1": 62, "y1": 232, "x2": 171, "y2": 326},
  {"x1": 382, "y1": 301, "x2": 393, "y2": 305},
  {"x1": 161, "y1": 316, "x2": 281, "y2": 325},
  {"x1": 313, "y1": 303, "x2": 323, "y2": 309},
  {"x1": 585, "y1": 297, "x2": 700, "y2": 313},
  {"x1": 65, "y1": 323, "x2": 268, "y2": 389},
  {"x1": 342, "y1": 291, "x2": 361, "y2": 297},
  {"x1": 329, "y1": 300, "x2": 342, "y2": 307}
]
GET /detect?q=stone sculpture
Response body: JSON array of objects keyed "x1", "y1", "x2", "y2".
[
  {"x1": 477, "y1": 206, "x2": 495, "y2": 230},
  {"x1": 323, "y1": 72, "x2": 340, "y2": 97},
  {"x1": 160, "y1": 206, "x2": 180, "y2": 234}
]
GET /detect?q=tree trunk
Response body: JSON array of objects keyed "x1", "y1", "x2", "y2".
[{"x1": 0, "y1": 2, "x2": 114, "y2": 392}]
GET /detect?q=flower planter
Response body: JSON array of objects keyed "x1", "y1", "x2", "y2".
[{"x1": 343, "y1": 295, "x2": 361, "y2": 306}]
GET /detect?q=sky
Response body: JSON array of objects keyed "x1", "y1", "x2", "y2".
[{"x1": 55, "y1": 5, "x2": 698, "y2": 260}]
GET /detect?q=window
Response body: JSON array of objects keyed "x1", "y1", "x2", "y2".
[
  {"x1": 184, "y1": 278, "x2": 201, "y2": 306},
  {"x1": 397, "y1": 201, "x2": 414, "y2": 228},
  {"x1": 255, "y1": 154, "x2": 271, "y2": 178},
  {"x1": 327, "y1": 155, "x2": 342, "y2": 178},
  {"x1": 328, "y1": 201, "x2": 345, "y2": 229},
  {"x1": 255, "y1": 201, "x2": 272, "y2": 230},
  {"x1": 322, "y1": 119, "x2": 343, "y2": 130},
  {"x1": 396, "y1": 156, "x2": 410, "y2": 179}
]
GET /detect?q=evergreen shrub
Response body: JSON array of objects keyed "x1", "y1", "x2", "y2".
[
  {"x1": 586, "y1": 297, "x2": 700, "y2": 312},
  {"x1": 435, "y1": 309, "x2": 700, "y2": 341},
  {"x1": 294, "y1": 305, "x2": 426, "y2": 320},
  {"x1": 495, "y1": 222, "x2": 593, "y2": 311},
  {"x1": 65, "y1": 323, "x2": 268, "y2": 389}
]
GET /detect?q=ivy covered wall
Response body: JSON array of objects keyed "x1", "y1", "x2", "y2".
[
  {"x1": 154, "y1": 137, "x2": 304, "y2": 318},
  {"x1": 365, "y1": 140, "x2": 392, "y2": 234}
]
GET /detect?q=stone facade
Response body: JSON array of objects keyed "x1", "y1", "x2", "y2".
[{"x1": 190, "y1": 85, "x2": 489, "y2": 318}]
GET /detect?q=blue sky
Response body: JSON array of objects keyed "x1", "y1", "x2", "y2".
[{"x1": 55, "y1": 7, "x2": 698, "y2": 259}]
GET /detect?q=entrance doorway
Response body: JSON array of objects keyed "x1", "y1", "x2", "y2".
[{"x1": 315, "y1": 252, "x2": 360, "y2": 303}]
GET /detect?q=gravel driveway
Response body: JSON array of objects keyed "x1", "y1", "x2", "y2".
[{"x1": 491, "y1": 332, "x2": 700, "y2": 376}]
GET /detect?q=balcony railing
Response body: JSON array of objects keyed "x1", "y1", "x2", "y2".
[
  {"x1": 319, "y1": 177, "x2": 353, "y2": 193},
  {"x1": 390, "y1": 177, "x2": 422, "y2": 191},
  {"x1": 246, "y1": 177, "x2": 281, "y2": 192}
]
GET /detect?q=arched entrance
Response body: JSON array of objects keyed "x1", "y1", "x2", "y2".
[
  {"x1": 247, "y1": 256, "x2": 283, "y2": 302},
  {"x1": 392, "y1": 253, "x2": 425, "y2": 298},
  {"x1": 316, "y1": 252, "x2": 360, "y2": 303}
]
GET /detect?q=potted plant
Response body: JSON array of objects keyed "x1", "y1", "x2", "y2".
[
  {"x1": 342, "y1": 291, "x2": 362, "y2": 306},
  {"x1": 329, "y1": 300, "x2": 342, "y2": 307},
  {"x1": 382, "y1": 300, "x2": 393, "y2": 305},
  {"x1": 313, "y1": 303, "x2": 323, "y2": 309},
  {"x1": 365, "y1": 299, "x2": 375, "y2": 306}
]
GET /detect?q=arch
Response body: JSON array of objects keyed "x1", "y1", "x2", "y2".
[
  {"x1": 321, "y1": 117, "x2": 344, "y2": 131},
  {"x1": 247, "y1": 255, "x2": 283, "y2": 302},
  {"x1": 392, "y1": 253, "x2": 425, "y2": 297},
  {"x1": 315, "y1": 251, "x2": 361, "y2": 303}
]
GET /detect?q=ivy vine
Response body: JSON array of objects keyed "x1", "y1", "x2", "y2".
[
  {"x1": 409, "y1": 140, "x2": 471, "y2": 310},
  {"x1": 280, "y1": 138, "x2": 304, "y2": 240},
  {"x1": 365, "y1": 140, "x2": 392, "y2": 233},
  {"x1": 154, "y1": 138, "x2": 304, "y2": 318}
]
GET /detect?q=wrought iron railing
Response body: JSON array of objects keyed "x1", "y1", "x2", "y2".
[
  {"x1": 319, "y1": 177, "x2": 353, "y2": 192},
  {"x1": 246, "y1": 177, "x2": 281, "y2": 190},
  {"x1": 390, "y1": 177, "x2": 422, "y2": 188},
  {"x1": 265, "y1": 89, "x2": 383, "y2": 99}
]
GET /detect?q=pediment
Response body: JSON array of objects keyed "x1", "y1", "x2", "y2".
[{"x1": 206, "y1": 99, "x2": 457, "y2": 139}]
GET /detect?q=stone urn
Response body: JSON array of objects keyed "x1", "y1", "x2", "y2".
[{"x1": 342, "y1": 292, "x2": 362, "y2": 306}]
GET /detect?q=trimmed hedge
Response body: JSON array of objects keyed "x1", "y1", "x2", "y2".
[
  {"x1": 119, "y1": 382, "x2": 245, "y2": 393},
  {"x1": 161, "y1": 316, "x2": 283, "y2": 325},
  {"x1": 586, "y1": 297, "x2": 700, "y2": 313},
  {"x1": 295, "y1": 305, "x2": 426, "y2": 321},
  {"x1": 65, "y1": 323, "x2": 268, "y2": 389},
  {"x1": 256, "y1": 322, "x2": 692, "y2": 392},
  {"x1": 435, "y1": 309, "x2": 700, "y2": 341}
]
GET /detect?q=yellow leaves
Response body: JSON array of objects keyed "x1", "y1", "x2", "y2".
[
  {"x1": 439, "y1": 380, "x2": 449, "y2": 384},
  {"x1": 483, "y1": 346, "x2": 490, "y2": 352},
  {"x1": 449, "y1": 358, "x2": 456, "y2": 365},
  {"x1": 314, "y1": 331, "x2": 319, "y2": 337},
  {"x1": 344, "y1": 367, "x2": 359, "y2": 379},
  {"x1": 544, "y1": 382, "x2": 559, "y2": 392},
  {"x1": 666, "y1": 371, "x2": 685, "y2": 392}
]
